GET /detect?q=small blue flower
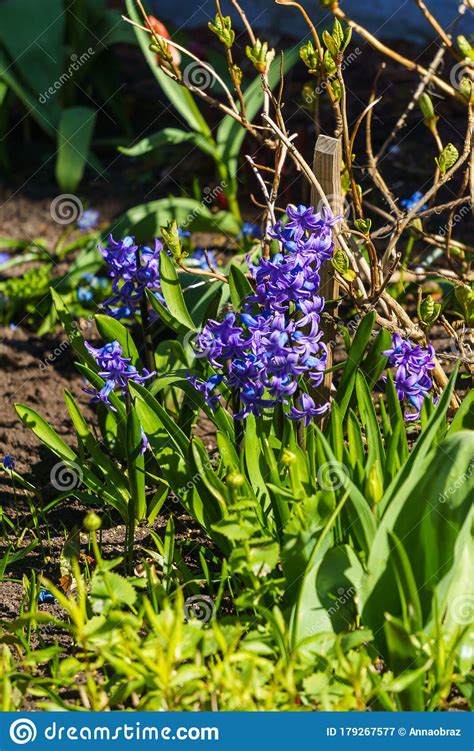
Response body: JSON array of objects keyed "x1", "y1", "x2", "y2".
[
  {"x1": 38, "y1": 589, "x2": 58, "y2": 605},
  {"x1": 178, "y1": 228, "x2": 191, "y2": 239},
  {"x1": 77, "y1": 286, "x2": 93, "y2": 302},
  {"x1": 401, "y1": 191, "x2": 428, "y2": 213},
  {"x1": 92, "y1": 276, "x2": 108, "y2": 290},
  {"x1": 240, "y1": 222, "x2": 261, "y2": 239},
  {"x1": 77, "y1": 209, "x2": 100, "y2": 231},
  {"x1": 0, "y1": 252, "x2": 10, "y2": 266},
  {"x1": 3, "y1": 455, "x2": 15, "y2": 470},
  {"x1": 185, "y1": 248, "x2": 217, "y2": 270}
]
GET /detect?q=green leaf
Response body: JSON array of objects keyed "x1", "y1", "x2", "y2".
[
  {"x1": 435, "y1": 143, "x2": 459, "y2": 176},
  {"x1": 228, "y1": 264, "x2": 253, "y2": 309},
  {"x1": 91, "y1": 571, "x2": 137, "y2": 613},
  {"x1": 289, "y1": 493, "x2": 352, "y2": 645},
  {"x1": 316, "y1": 429, "x2": 376, "y2": 557},
  {"x1": 119, "y1": 128, "x2": 218, "y2": 160},
  {"x1": 0, "y1": 0, "x2": 64, "y2": 136},
  {"x1": 15, "y1": 404, "x2": 76, "y2": 461},
  {"x1": 162, "y1": 516, "x2": 175, "y2": 591},
  {"x1": 356, "y1": 371, "x2": 385, "y2": 470},
  {"x1": 63, "y1": 390, "x2": 129, "y2": 499},
  {"x1": 383, "y1": 615, "x2": 426, "y2": 711},
  {"x1": 124, "y1": 0, "x2": 211, "y2": 137},
  {"x1": 127, "y1": 406, "x2": 146, "y2": 521},
  {"x1": 191, "y1": 438, "x2": 229, "y2": 515},
  {"x1": 335, "y1": 312, "x2": 376, "y2": 418},
  {"x1": 379, "y1": 365, "x2": 459, "y2": 515},
  {"x1": 387, "y1": 531, "x2": 423, "y2": 632},
  {"x1": 111, "y1": 196, "x2": 241, "y2": 244},
  {"x1": 159, "y1": 250, "x2": 196, "y2": 331},
  {"x1": 361, "y1": 430, "x2": 474, "y2": 654},
  {"x1": 55, "y1": 107, "x2": 97, "y2": 192},
  {"x1": 448, "y1": 390, "x2": 474, "y2": 433},
  {"x1": 130, "y1": 381, "x2": 189, "y2": 457},
  {"x1": 95, "y1": 314, "x2": 142, "y2": 366}
]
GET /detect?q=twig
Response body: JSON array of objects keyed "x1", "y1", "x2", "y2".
[
  {"x1": 376, "y1": 45, "x2": 446, "y2": 162},
  {"x1": 122, "y1": 15, "x2": 240, "y2": 115},
  {"x1": 414, "y1": 0, "x2": 454, "y2": 50},
  {"x1": 334, "y1": 6, "x2": 460, "y2": 100}
]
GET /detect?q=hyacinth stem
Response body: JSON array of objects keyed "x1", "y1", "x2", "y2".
[
  {"x1": 124, "y1": 393, "x2": 135, "y2": 574},
  {"x1": 232, "y1": 390, "x2": 244, "y2": 448},
  {"x1": 135, "y1": 247, "x2": 155, "y2": 376}
]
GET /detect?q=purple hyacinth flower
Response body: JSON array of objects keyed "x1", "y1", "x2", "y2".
[
  {"x1": 189, "y1": 203, "x2": 336, "y2": 422},
  {"x1": 289, "y1": 393, "x2": 330, "y2": 426},
  {"x1": 84, "y1": 340, "x2": 154, "y2": 409},
  {"x1": 285, "y1": 205, "x2": 323, "y2": 241},
  {"x1": 383, "y1": 333, "x2": 435, "y2": 420}
]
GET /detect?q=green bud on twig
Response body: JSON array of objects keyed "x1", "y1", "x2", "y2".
[
  {"x1": 246, "y1": 39, "x2": 275, "y2": 74},
  {"x1": 231, "y1": 64, "x2": 243, "y2": 86},
  {"x1": 457, "y1": 35, "x2": 474, "y2": 61},
  {"x1": 332, "y1": 248, "x2": 356, "y2": 282},
  {"x1": 418, "y1": 295, "x2": 441, "y2": 327},
  {"x1": 436, "y1": 143, "x2": 459, "y2": 176},
  {"x1": 419, "y1": 93, "x2": 438, "y2": 133},
  {"x1": 300, "y1": 40, "x2": 319, "y2": 73},
  {"x1": 208, "y1": 14, "x2": 235, "y2": 48},
  {"x1": 354, "y1": 218, "x2": 372, "y2": 235},
  {"x1": 161, "y1": 220, "x2": 184, "y2": 260},
  {"x1": 149, "y1": 40, "x2": 173, "y2": 64}
]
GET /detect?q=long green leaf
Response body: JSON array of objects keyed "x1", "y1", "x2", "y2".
[
  {"x1": 119, "y1": 128, "x2": 218, "y2": 160},
  {"x1": 55, "y1": 106, "x2": 97, "y2": 192},
  {"x1": 159, "y1": 250, "x2": 196, "y2": 331},
  {"x1": 124, "y1": 0, "x2": 211, "y2": 137},
  {"x1": 335, "y1": 312, "x2": 376, "y2": 418}
]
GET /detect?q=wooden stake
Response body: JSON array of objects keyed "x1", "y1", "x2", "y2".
[{"x1": 311, "y1": 134, "x2": 342, "y2": 405}]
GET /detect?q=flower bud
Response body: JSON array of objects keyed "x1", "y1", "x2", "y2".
[
  {"x1": 226, "y1": 471, "x2": 245, "y2": 489},
  {"x1": 84, "y1": 512, "x2": 101, "y2": 532},
  {"x1": 246, "y1": 40, "x2": 275, "y2": 74},
  {"x1": 281, "y1": 448, "x2": 297, "y2": 467}
]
